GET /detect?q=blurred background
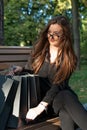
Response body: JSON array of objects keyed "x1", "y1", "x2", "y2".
[{"x1": 0, "y1": 0, "x2": 87, "y2": 103}]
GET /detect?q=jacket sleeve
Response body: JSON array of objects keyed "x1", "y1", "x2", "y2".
[
  {"x1": 42, "y1": 79, "x2": 69, "y2": 104},
  {"x1": 42, "y1": 84, "x2": 60, "y2": 104}
]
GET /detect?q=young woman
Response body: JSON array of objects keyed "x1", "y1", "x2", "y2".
[{"x1": 13, "y1": 15, "x2": 87, "y2": 130}]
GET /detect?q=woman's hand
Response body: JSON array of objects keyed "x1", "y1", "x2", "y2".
[
  {"x1": 26, "y1": 102, "x2": 48, "y2": 121},
  {"x1": 7, "y1": 66, "x2": 23, "y2": 76},
  {"x1": 13, "y1": 66, "x2": 23, "y2": 74}
]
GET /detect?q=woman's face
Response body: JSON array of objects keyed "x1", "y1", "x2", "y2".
[{"x1": 47, "y1": 24, "x2": 63, "y2": 47}]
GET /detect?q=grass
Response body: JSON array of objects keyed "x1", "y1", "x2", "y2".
[{"x1": 69, "y1": 63, "x2": 87, "y2": 103}]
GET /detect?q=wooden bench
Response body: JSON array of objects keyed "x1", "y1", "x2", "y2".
[
  {"x1": 0, "y1": 46, "x2": 61, "y2": 130},
  {"x1": 0, "y1": 46, "x2": 32, "y2": 74},
  {"x1": 7, "y1": 117, "x2": 61, "y2": 130}
]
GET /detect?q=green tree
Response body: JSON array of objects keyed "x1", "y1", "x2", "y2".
[
  {"x1": 79, "y1": 1, "x2": 87, "y2": 60},
  {"x1": 4, "y1": 0, "x2": 57, "y2": 46},
  {"x1": 3, "y1": 0, "x2": 87, "y2": 59},
  {"x1": 0, "y1": 0, "x2": 4, "y2": 45}
]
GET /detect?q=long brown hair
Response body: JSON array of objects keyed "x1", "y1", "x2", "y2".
[{"x1": 31, "y1": 15, "x2": 77, "y2": 84}]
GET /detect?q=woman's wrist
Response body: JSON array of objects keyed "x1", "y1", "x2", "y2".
[
  {"x1": 39, "y1": 102, "x2": 47, "y2": 111},
  {"x1": 38, "y1": 101, "x2": 48, "y2": 112}
]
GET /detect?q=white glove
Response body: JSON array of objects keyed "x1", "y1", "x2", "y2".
[
  {"x1": 26, "y1": 108, "x2": 38, "y2": 120},
  {"x1": 26, "y1": 102, "x2": 48, "y2": 120}
]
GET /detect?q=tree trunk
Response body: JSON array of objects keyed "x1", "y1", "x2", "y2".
[
  {"x1": 71, "y1": 0, "x2": 80, "y2": 69},
  {"x1": 0, "y1": 0, "x2": 4, "y2": 45}
]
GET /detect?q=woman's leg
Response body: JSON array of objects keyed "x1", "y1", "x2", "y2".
[
  {"x1": 59, "y1": 108, "x2": 74, "y2": 130},
  {"x1": 53, "y1": 90, "x2": 87, "y2": 130}
]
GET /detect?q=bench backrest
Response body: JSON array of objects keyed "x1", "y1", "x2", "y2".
[{"x1": 0, "y1": 46, "x2": 32, "y2": 71}]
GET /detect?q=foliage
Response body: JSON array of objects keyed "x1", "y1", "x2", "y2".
[
  {"x1": 4, "y1": 0, "x2": 57, "y2": 46},
  {"x1": 69, "y1": 64, "x2": 87, "y2": 103},
  {"x1": 78, "y1": 0, "x2": 87, "y2": 58},
  {"x1": 80, "y1": 19, "x2": 87, "y2": 58},
  {"x1": 54, "y1": 0, "x2": 72, "y2": 17},
  {"x1": 4, "y1": 0, "x2": 87, "y2": 55}
]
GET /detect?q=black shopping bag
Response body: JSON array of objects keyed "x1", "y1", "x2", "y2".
[
  {"x1": 7, "y1": 76, "x2": 21, "y2": 129},
  {"x1": 29, "y1": 74, "x2": 41, "y2": 107},
  {"x1": 19, "y1": 74, "x2": 41, "y2": 119},
  {"x1": 0, "y1": 74, "x2": 41, "y2": 129},
  {"x1": 0, "y1": 75, "x2": 19, "y2": 130}
]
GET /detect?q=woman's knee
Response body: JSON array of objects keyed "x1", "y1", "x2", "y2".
[
  {"x1": 59, "y1": 108, "x2": 71, "y2": 121},
  {"x1": 52, "y1": 90, "x2": 77, "y2": 114},
  {"x1": 52, "y1": 90, "x2": 67, "y2": 114}
]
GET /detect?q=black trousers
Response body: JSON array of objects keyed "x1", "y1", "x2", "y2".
[{"x1": 52, "y1": 90, "x2": 87, "y2": 130}]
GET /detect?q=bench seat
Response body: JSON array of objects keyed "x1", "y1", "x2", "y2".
[
  {"x1": 7, "y1": 117, "x2": 60, "y2": 130},
  {"x1": 0, "y1": 46, "x2": 32, "y2": 70}
]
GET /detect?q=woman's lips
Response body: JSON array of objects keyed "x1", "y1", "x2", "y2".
[{"x1": 49, "y1": 38, "x2": 55, "y2": 42}]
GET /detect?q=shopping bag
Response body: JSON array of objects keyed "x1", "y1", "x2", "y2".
[
  {"x1": 0, "y1": 75, "x2": 13, "y2": 115},
  {"x1": 0, "y1": 75, "x2": 19, "y2": 130},
  {"x1": 7, "y1": 76, "x2": 21, "y2": 128},
  {"x1": 19, "y1": 74, "x2": 41, "y2": 119},
  {"x1": 0, "y1": 73, "x2": 42, "y2": 129}
]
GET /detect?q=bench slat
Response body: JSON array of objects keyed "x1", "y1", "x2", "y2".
[
  {"x1": 0, "y1": 46, "x2": 30, "y2": 70},
  {"x1": 0, "y1": 55, "x2": 29, "y2": 62},
  {"x1": 7, "y1": 117, "x2": 60, "y2": 130}
]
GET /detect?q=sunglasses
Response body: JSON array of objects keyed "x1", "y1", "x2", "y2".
[{"x1": 47, "y1": 31, "x2": 63, "y2": 40}]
